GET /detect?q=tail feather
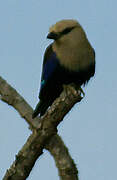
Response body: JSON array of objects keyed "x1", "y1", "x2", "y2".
[{"x1": 32, "y1": 100, "x2": 49, "y2": 118}]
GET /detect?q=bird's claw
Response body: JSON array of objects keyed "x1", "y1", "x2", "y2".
[{"x1": 79, "y1": 87, "x2": 85, "y2": 98}]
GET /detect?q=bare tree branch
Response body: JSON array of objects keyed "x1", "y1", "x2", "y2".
[
  {"x1": 0, "y1": 76, "x2": 83, "y2": 180},
  {"x1": 46, "y1": 135, "x2": 78, "y2": 180}
]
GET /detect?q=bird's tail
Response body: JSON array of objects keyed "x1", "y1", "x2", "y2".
[{"x1": 32, "y1": 100, "x2": 49, "y2": 118}]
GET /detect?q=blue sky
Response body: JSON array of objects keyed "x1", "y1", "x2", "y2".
[{"x1": 0, "y1": 0, "x2": 117, "y2": 179}]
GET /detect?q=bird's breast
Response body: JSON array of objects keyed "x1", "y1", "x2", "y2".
[{"x1": 53, "y1": 46, "x2": 94, "y2": 73}]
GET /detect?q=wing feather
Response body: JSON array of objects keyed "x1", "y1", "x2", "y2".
[{"x1": 39, "y1": 44, "x2": 60, "y2": 98}]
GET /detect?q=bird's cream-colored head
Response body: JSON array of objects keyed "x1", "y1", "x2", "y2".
[
  {"x1": 47, "y1": 19, "x2": 86, "y2": 41},
  {"x1": 47, "y1": 19, "x2": 95, "y2": 72},
  {"x1": 49, "y1": 19, "x2": 79, "y2": 34}
]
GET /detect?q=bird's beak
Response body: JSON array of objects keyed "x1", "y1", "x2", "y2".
[{"x1": 47, "y1": 32, "x2": 60, "y2": 40}]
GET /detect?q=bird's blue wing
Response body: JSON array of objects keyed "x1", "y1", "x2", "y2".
[{"x1": 39, "y1": 44, "x2": 59, "y2": 95}]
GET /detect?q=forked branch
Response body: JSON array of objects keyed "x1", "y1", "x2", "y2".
[{"x1": 0, "y1": 76, "x2": 83, "y2": 180}]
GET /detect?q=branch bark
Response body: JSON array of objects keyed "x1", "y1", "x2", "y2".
[
  {"x1": 0, "y1": 76, "x2": 83, "y2": 180},
  {"x1": 46, "y1": 135, "x2": 78, "y2": 180}
]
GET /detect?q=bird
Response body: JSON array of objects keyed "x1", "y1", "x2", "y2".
[{"x1": 32, "y1": 19, "x2": 95, "y2": 118}]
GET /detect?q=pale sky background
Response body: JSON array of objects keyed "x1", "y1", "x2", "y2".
[{"x1": 0, "y1": 0, "x2": 117, "y2": 179}]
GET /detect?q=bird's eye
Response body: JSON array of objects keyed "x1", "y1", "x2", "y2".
[{"x1": 61, "y1": 27, "x2": 74, "y2": 35}]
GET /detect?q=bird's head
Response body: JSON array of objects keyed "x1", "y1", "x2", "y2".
[{"x1": 47, "y1": 19, "x2": 82, "y2": 41}]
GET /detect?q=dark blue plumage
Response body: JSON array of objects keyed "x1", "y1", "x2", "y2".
[{"x1": 40, "y1": 52, "x2": 59, "y2": 91}]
